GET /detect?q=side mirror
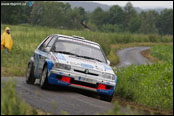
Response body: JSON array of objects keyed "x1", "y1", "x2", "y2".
[
  {"x1": 107, "y1": 60, "x2": 110, "y2": 65},
  {"x1": 44, "y1": 47, "x2": 51, "y2": 52}
]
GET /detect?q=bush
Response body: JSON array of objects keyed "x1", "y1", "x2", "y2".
[
  {"x1": 101, "y1": 24, "x2": 123, "y2": 33},
  {"x1": 115, "y1": 45, "x2": 173, "y2": 110},
  {"x1": 1, "y1": 79, "x2": 38, "y2": 115},
  {"x1": 1, "y1": 24, "x2": 173, "y2": 76}
]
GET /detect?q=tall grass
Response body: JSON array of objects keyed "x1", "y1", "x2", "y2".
[
  {"x1": 115, "y1": 45, "x2": 173, "y2": 110},
  {"x1": 1, "y1": 79, "x2": 38, "y2": 115},
  {"x1": 1, "y1": 24, "x2": 173, "y2": 76},
  {"x1": 109, "y1": 42, "x2": 173, "y2": 66},
  {"x1": 150, "y1": 45, "x2": 173, "y2": 62}
]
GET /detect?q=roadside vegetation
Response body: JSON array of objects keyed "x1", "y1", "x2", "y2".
[
  {"x1": 1, "y1": 24, "x2": 173, "y2": 76},
  {"x1": 1, "y1": 79, "x2": 38, "y2": 115},
  {"x1": 1, "y1": 1, "x2": 173, "y2": 115},
  {"x1": 1, "y1": 1, "x2": 173, "y2": 35},
  {"x1": 115, "y1": 45, "x2": 173, "y2": 111},
  {"x1": 1, "y1": 24, "x2": 173, "y2": 114}
]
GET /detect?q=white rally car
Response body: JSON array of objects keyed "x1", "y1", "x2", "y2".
[{"x1": 26, "y1": 34, "x2": 117, "y2": 102}]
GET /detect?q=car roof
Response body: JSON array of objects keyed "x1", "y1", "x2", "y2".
[{"x1": 51, "y1": 34, "x2": 100, "y2": 47}]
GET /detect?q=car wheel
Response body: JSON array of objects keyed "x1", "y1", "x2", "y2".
[
  {"x1": 26, "y1": 62, "x2": 36, "y2": 84},
  {"x1": 100, "y1": 94, "x2": 113, "y2": 102},
  {"x1": 40, "y1": 66, "x2": 49, "y2": 89}
]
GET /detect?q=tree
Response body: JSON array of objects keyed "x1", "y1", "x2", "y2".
[
  {"x1": 108, "y1": 5, "x2": 126, "y2": 25},
  {"x1": 128, "y1": 15, "x2": 141, "y2": 33},
  {"x1": 30, "y1": 2, "x2": 68, "y2": 28},
  {"x1": 123, "y1": 2, "x2": 137, "y2": 31},
  {"x1": 139, "y1": 10, "x2": 159, "y2": 34},
  {"x1": 67, "y1": 7, "x2": 83, "y2": 29},
  {"x1": 1, "y1": 1, "x2": 28, "y2": 24},
  {"x1": 157, "y1": 9, "x2": 173, "y2": 35},
  {"x1": 90, "y1": 7, "x2": 108, "y2": 28}
]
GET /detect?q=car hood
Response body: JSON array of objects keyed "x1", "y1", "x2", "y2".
[{"x1": 53, "y1": 53, "x2": 115, "y2": 74}]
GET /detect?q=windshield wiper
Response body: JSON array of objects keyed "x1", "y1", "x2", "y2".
[
  {"x1": 54, "y1": 51, "x2": 79, "y2": 57},
  {"x1": 54, "y1": 51, "x2": 102, "y2": 62},
  {"x1": 79, "y1": 55, "x2": 102, "y2": 62}
]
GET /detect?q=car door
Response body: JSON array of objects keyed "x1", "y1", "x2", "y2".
[{"x1": 34, "y1": 36, "x2": 53, "y2": 78}]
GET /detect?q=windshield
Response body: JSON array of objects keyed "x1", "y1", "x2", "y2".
[{"x1": 52, "y1": 39, "x2": 107, "y2": 63}]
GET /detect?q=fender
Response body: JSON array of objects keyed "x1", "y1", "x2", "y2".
[{"x1": 44, "y1": 59, "x2": 54, "y2": 73}]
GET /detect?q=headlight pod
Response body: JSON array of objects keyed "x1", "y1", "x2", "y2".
[
  {"x1": 103, "y1": 73, "x2": 115, "y2": 80},
  {"x1": 54, "y1": 63, "x2": 71, "y2": 70}
]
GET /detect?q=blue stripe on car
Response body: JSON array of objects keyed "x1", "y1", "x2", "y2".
[
  {"x1": 81, "y1": 63, "x2": 93, "y2": 69},
  {"x1": 46, "y1": 59, "x2": 54, "y2": 72},
  {"x1": 115, "y1": 75, "x2": 117, "y2": 85}
]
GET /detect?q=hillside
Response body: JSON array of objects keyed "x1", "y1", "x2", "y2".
[{"x1": 61, "y1": 1, "x2": 166, "y2": 13}]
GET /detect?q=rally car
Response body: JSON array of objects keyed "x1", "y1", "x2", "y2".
[{"x1": 26, "y1": 34, "x2": 117, "y2": 102}]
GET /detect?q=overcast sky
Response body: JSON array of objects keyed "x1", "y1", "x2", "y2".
[{"x1": 92, "y1": 1, "x2": 173, "y2": 9}]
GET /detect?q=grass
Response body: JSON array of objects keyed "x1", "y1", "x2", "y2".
[
  {"x1": 103, "y1": 101, "x2": 144, "y2": 115},
  {"x1": 115, "y1": 45, "x2": 173, "y2": 110},
  {"x1": 1, "y1": 24, "x2": 173, "y2": 114},
  {"x1": 109, "y1": 42, "x2": 173, "y2": 66},
  {"x1": 1, "y1": 79, "x2": 37, "y2": 115},
  {"x1": 1, "y1": 24, "x2": 173, "y2": 76},
  {"x1": 1, "y1": 78, "x2": 144, "y2": 115},
  {"x1": 150, "y1": 45, "x2": 173, "y2": 62}
]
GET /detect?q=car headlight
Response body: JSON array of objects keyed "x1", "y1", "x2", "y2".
[
  {"x1": 54, "y1": 63, "x2": 71, "y2": 70},
  {"x1": 103, "y1": 73, "x2": 115, "y2": 80}
]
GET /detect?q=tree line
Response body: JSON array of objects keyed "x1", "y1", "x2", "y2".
[{"x1": 1, "y1": 1, "x2": 173, "y2": 35}]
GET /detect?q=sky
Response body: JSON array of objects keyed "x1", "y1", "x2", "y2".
[{"x1": 92, "y1": 1, "x2": 173, "y2": 9}]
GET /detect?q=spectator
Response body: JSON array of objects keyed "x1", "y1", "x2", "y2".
[{"x1": 1, "y1": 27, "x2": 13, "y2": 53}]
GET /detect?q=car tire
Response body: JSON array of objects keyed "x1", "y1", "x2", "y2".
[
  {"x1": 26, "y1": 62, "x2": 36, "y2": 84},
  {"x1": 100, "y1": 94, "x2": 113, "y2": 102},
  {"x1": 40, "y1": 66, "x2": 49, "y2": 89}
]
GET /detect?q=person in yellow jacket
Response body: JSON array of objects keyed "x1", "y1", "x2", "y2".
[{"x1": 1, "y1": 27, "x2": 13, "y2": 52}]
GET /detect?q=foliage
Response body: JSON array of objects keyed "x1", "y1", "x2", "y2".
[
  {"x1": 138, "y1": 10, "x2": 159, "y2": 34},
  {"x1": 102, "y1": 101, "x2": 143, "y2": 115},
  {"x1": 1, "y1": 1, "x2": 173, "y2": 35},
  {"x1": 115, "y1": 45, "x2": 173, "y2": 110},
  {"x1": 1, "y1": 79, "x2": 38, "y2": 115},
  {"x1": 1, "y1": 24, "x2": 173, "y2": 76},
  {"x1": 150, "y1": 45, "x2": 173, "y2": 62},
  {"x1": 156, "y1": 9, "x2": 173, "y2": 35}
]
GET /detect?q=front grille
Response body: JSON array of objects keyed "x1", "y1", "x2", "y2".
[
  {"x1": 74, "y1": 69, "x2": 98, "y2": 76},
  {"x1": 56, "y1": 75, "x2": 112, "y2": 90}
]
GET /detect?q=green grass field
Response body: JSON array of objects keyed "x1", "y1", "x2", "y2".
[
  {"x1": 1, "y1": 24, "x2": 173, "y2": 114},
  {"x1": 1, "y1": 24, "x2": 173, "y2": 76},
  {"x1": 115, "y1": 45, "x2": 173, "y2": 110},
  {"x1": 1, "y1": 79, "x2": 38, "y2": 115}
]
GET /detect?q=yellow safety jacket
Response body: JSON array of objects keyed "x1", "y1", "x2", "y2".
[{"x1": 1, "y1": 27, "x2": 13, "y2": 51}]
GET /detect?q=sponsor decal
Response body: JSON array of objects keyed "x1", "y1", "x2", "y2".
[
  {"x1": 81, "y1": 63, "x2": 93, "y2": 69},
  {"x1": 56, "y1": 53, "x2": 66, "y2": 61},
  {"x1": 104, "y1": 65, "x2": 112, "y2": 71}
]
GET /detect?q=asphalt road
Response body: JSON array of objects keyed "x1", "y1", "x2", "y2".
[
  {"x1": 116, "y1": 47, "x2": 151, "y2": 68},
  {"x1": 1, "y1": 47, "x2": 151, "y2": 115}
]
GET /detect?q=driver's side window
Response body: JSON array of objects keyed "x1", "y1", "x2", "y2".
[{"x1": 39, "y1": 36, "x2": 52, "y2": 51}]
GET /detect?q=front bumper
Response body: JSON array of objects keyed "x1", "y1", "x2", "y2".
[{"x1": 47, "y1": 69, "x2": 116, "y2": 96}]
